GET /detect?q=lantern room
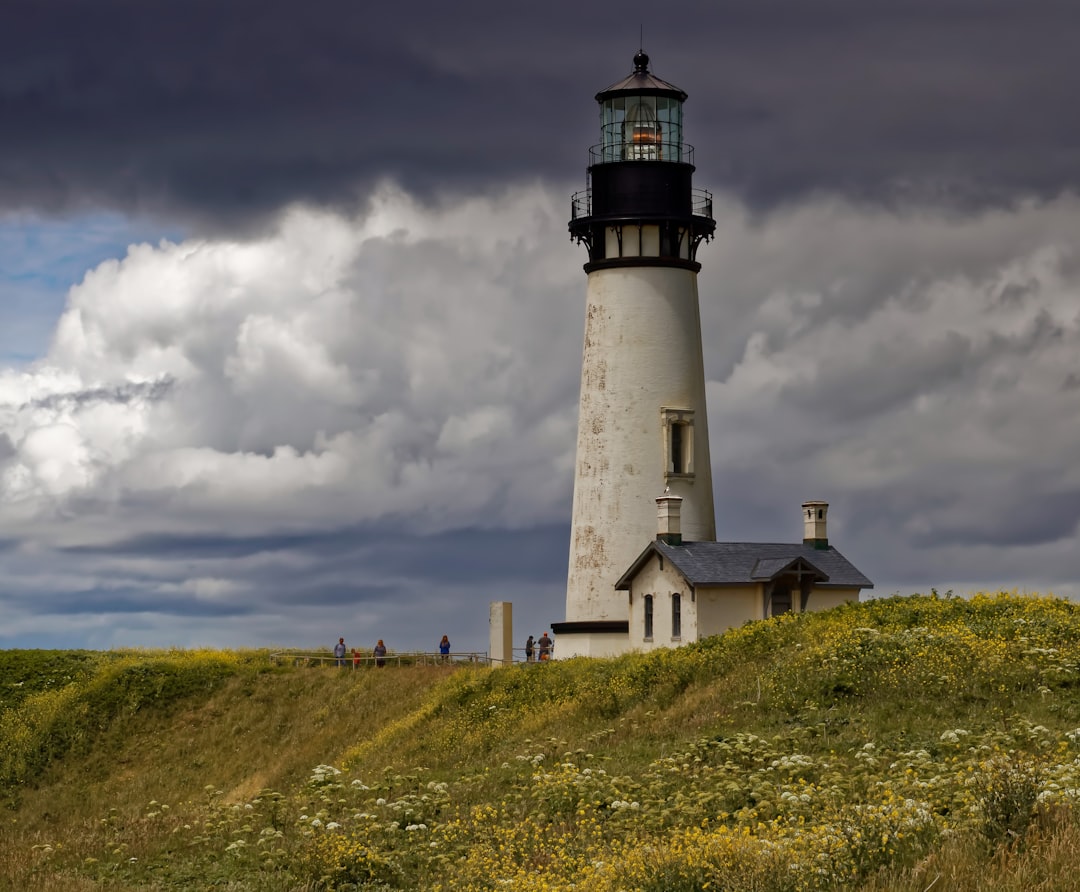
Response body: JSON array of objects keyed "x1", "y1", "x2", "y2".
[
  {"x1": 597, "y1": 51, "x2": 687, "y2": 163},
  {"x1": 569, "y1": 51, "x2": 714, "y2": 268}
]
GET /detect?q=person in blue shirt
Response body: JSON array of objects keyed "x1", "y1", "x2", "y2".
[
  {"x1": 333, "y1": 637, "x2": 346, "y2": 668},
  {"x1": 439, "y1": 635, "x2": 451, "y2": 663}
]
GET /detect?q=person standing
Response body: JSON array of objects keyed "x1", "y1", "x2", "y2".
[
  {"x1": 439, "y1": 635, "x2": 451, "y2": 663},
  {"x1": 525, "y1": 635, "x2": 535, "y2": 663},
  {"x1": 333, "y1": 637, "x2": 347, "y2": 668},
  {"x1": 373, "y1": 639, "x2": 387, "y2": 668},
  {"x1": 538, "y1": 632, "x2": 552, "y2": 662},
  {"x1": 352, "y1": 648, "x2": 361, "y2": 669}
]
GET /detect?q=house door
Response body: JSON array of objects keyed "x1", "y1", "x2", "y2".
[{"x1": 770, "y1": 585, "x2": 793, "y2": 616}]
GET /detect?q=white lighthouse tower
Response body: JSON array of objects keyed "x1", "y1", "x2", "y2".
[{"x1": 553, "y1": 52, "x2": 716, "y2": 658}]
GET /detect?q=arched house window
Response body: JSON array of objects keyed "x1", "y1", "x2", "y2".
[
  {"x1": 643, "y1": 594, "x2": 654, "y2": 640},
  {"x1": 671, "y1": 593, "x2": 681, "y2": 639}
]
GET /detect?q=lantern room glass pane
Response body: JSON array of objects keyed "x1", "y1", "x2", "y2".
[
  {"x1": 624, "y1": 96, "x2": 658, "y2": 159},
  {"x1": 600, "y1": 97, "x2": 626, "y2": 162},
  {"x1": 600, "y1": 94, "x2": 683, "y2": 162}
]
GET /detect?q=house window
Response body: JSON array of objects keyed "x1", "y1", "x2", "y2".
[
  {"x1": 661, "y1": 408, "x2": 694, "y2": 478},
  {"x1": 671, "y1": 593, "x2": 681, "y2": 639},
  {"x1": 644, "y1": 595, "x2": 654, "y2": 640}
]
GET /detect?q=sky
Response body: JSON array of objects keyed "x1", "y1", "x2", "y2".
[{"x1": 2, "y1": 0, "x2": 1079, "y2": 653}]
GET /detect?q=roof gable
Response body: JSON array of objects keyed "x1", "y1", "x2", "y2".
[{"x1": 750, "y1": 555, "x2": 829, "y2": 583}]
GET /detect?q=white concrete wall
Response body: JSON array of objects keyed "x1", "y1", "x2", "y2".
[
  {"x1": 805, "y1": 587, "x2": 860, "y2": 613},
  {"x1": 553, "y1": 632, "x2": 629, "y2": 660},
  {"x1": 565, "y1": 264, "x2": 715, "y2": 643},
  {"x1": 696, "y1": 585, "x2": 763, "y2": 638},
  {"x1": 627, "y1": 552, "x2": 694, "y2": 651}
]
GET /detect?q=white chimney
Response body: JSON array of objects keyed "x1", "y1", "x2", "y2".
[
  {"x1": 802, "y1": 500, "x2": 829, "y2": 549},
  {"x1": 657, "y1": 490, "x2": 684, "y2": 546}
]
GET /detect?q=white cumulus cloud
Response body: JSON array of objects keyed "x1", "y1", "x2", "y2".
[{"x1": 2, "y1": 184, "x2": 1080, "y2": 649}]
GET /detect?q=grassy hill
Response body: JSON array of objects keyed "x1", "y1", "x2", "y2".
[{"x1": 5, "y1": 592, "x2": 1080, "y2": 890}]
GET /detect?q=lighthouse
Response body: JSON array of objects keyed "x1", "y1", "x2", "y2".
[{"x1": 552, "y1": 52, "x2": 716, "y2": 658}]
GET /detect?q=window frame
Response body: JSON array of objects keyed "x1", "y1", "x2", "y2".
[{"x1": 661, "y1": 407, "x2": 695, "y2": 479}]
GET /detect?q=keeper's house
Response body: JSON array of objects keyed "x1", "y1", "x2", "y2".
[{"x1": 615, "y1": 496, "x2": 873, "y2": 650}]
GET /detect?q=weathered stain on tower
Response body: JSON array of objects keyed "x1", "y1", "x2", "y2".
[{"x1": 553, "y1": 52, "x2": 717, "y2": 658}]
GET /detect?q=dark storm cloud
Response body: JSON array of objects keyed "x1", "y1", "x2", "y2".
[
  {"x1": 60, "y1": 529, "x2": 355, "y2": 559},
  {"x1": 4, "y1": 0, "x2": 1079, "y2": 227},
  {"x1": 41, "y1": 586, "x2": 253, "y2": 618},
  {"x1": 354, "y1": 525, "x2": 569, "y2": 586},
  {"x1": 913, "y1": 490, "x2": 1080, "y2": 549},
  {"x1": 61, "y1": 524, "x2": 569, "y2": 587},
  {"x1": 6, "y1": 522, "x2": 568, "y2": 644},
  {"x1": 842, "y1": 477, "x2": 1080, "y2": 551},
  {"x1": 15, "y1": 377, "x2": 175, "y2": 411},
  {"x1": 259, "y1": 581, "x2": 403, "y2": 609}
]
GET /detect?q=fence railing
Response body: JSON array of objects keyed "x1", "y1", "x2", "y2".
[
  {"x1": 268, "y1": 648, "x2": 554, "y2": 667},
  {"x1": 588, "y1": 142, "x2": 696, "y2": 166},
  {"x1": 268, "y1": 650, "x2": 488, "y2": 668},
  {"x1": 570, "y1": 186, "x2": 713, "y2": 221}
]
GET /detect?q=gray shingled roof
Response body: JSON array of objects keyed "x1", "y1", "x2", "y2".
[{"x1": 615, "y1": 541, "x2": 874, "y2": 590}]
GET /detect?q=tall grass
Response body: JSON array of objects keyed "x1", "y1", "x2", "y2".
[{"x1": 6, "y1": 593, "x2": 1080, "y2": 890}]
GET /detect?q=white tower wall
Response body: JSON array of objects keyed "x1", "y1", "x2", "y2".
[
  {"x1": 555, "y1": 51, "x2": 716, "y2": 659},
  {"x1": 564, "y1": 264, "x2": 715, "y2": 633}
]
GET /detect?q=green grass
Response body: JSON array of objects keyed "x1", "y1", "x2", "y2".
[
  {"x1": 0, "y1": 649, "x2": 102, "y2": 711},
  {"x1": 6, "y1": 592, "x2": 1080, "y2": 890}
]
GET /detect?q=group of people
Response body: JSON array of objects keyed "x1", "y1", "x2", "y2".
[
  {"x1": 332, "y1": 632, "x2": 549, "y2": 667},
  {"x1": 333, "y1": 637, "x2": 388, "y2": 668},
  {"x1": 524, "y1": 632, "x2": 553, "y2": 662}
]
